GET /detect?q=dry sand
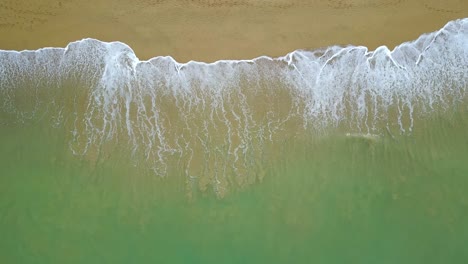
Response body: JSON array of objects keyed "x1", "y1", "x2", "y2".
[{"x1": 0, "y1": 0, "x2": 467, "y2": 62}]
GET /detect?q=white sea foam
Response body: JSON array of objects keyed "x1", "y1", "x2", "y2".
[{"x1": 0, "y1": 18, "x2": 467, "y2": 193}]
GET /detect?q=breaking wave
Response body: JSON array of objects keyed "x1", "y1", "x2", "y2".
[{"x1": 0, "y1": 18, "x2": 467, "y2": 196}]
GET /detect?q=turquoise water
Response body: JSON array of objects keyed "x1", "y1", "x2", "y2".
[{"x1": 1, "y1": 18, "x2": 468, "y2": 263}]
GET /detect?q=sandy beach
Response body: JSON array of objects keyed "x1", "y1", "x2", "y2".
[{"x1": 0, "y1": 0, "x2": 467, "y2": 62}]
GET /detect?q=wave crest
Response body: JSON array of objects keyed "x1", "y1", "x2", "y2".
[{"x1": 1, "y1": 18, "x2": 467, "y2": 196}]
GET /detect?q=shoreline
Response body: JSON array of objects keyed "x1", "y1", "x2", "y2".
[
  {"x1": 1, "y1": 17, "x2": 466, "y2": 66},
  {"x1": 0, "y1": 1, "x2": 467, "y2": 62}
]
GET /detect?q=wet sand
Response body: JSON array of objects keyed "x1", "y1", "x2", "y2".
[{"x1": 0, "y1": 0, "x2": 467, "y2": 62}]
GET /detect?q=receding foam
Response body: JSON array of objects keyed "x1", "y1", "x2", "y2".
[{"x1": 1, "y1": 18, "x2": 467, "y2": 195}]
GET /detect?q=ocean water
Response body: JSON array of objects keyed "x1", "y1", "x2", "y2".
[{"x1": 1, "y1": 18, "x2": 468, "y2": 263}]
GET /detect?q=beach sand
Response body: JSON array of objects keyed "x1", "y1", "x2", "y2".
[{"x1": 0, "y1": 0, "x2": 467, "y2": 62}]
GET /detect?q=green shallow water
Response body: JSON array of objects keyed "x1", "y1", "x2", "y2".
[
  {"x1": 2, "y1": 21, "x2": 468, "y2": 262},
  {"x1": 1, "y1": 107, "x2": 468, "y2": 263}
]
